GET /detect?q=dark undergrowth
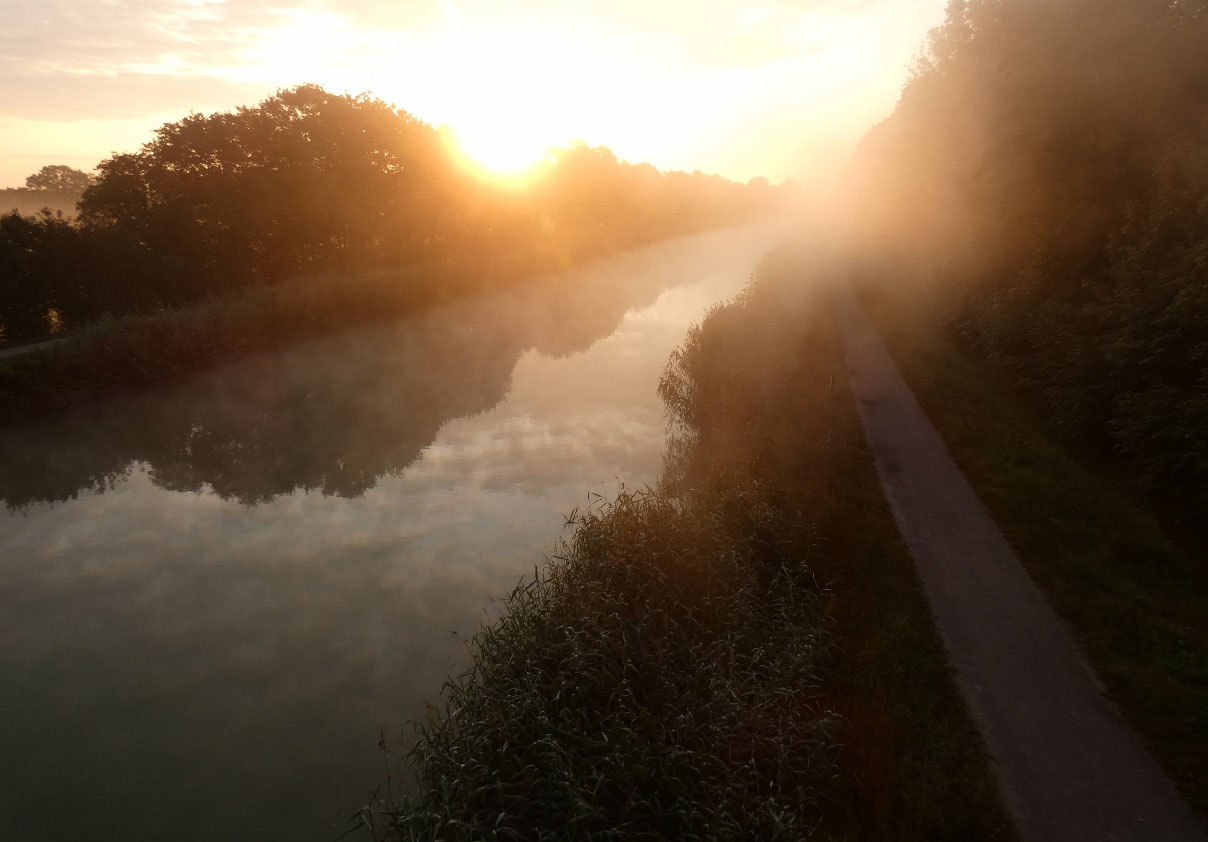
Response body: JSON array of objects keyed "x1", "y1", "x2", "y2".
[
  {"x1": 859, "y1": 279, "x2": 1208, "y2": 821},
  {"x1": 354, "y1": 251, "x2": 1012, "y2": 841}
]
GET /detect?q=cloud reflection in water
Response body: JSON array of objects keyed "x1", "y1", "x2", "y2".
[{"x1": 0, "y1": 223, "x2": 779, "y2": 842}]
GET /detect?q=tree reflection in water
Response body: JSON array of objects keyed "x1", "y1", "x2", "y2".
[{"x1": 0, "y1": 225, "x2": 770, "y2": 509}]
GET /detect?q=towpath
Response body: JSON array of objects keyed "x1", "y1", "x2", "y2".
[{"x1": 832, "y1": 283, "x2": 1205, "y2": 842}]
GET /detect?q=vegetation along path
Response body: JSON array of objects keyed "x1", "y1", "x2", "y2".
[{"x1": 831, "y1": 282, "x2": 1205, "y2": 842}]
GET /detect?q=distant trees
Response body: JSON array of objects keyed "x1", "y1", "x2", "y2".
[
  {"x1": 0, "y1": 85, "x2": 785, "y2": 348},
  {"x1": 845, "y1": 0, "x2": 1208, "y2": 506},
  {"x1": 528, "y1": 142, "x2": 764, "y2": 259},
  {"x1": 24, "y1": 165, "x2": 94, "y2": 194}
]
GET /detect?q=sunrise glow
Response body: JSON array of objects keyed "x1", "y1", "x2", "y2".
[
  {"x1": 395, "y1": 24, "x2": 626, "y2": 177},
  {"x1": 0, "y1": 0, "x2": 950, "y2": 189},
  {"x1": 453, "y1": 126, "x2": 551, "y2": 177}
]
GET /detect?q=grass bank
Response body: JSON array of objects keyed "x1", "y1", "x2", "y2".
[
  {"x1": 357, "y1": 253, "x2": 1012, "y2": 840},
  {"x1": 858, "y1": 279, "x2": 1208, "y2": 819}
]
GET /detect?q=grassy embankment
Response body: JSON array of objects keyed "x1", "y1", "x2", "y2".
[
  {"x1": 357, "y1": 253, "x2": 1013, "y2": 840},
  {"x1": 858, "y1": 279, "x2": 1208, "y2": 820}
]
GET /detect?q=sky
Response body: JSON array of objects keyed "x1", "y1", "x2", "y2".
[{"x1": 0, "y1": 0, "x2": 947, "y2": 189}]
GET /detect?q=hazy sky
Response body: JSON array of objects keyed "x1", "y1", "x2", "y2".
[{"x1": 0, "y1": 0, "x2": 946, "y2": 188}]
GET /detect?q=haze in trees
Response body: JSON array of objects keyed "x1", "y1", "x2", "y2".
[
  {"x1": 0, "y1": 85, "x2": 784, "y2": 346},
  {"x1": 841, "y1": 0, "x2": 1208, "y2": 509}
]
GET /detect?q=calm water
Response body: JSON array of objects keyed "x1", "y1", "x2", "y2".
[{"x1": 0, "y1": 224, "x2": 777, "y2": 841}]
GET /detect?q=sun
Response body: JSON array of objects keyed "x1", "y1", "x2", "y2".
[
  {"x1": 451, "y1": 118, "x2": 552, "y2": 178},
  {"x1": 415, "y1": 26, "x2": 597, "y2": 179}
]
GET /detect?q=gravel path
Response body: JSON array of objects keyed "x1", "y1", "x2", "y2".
[{"x1": 832, "y1": 284, "x2": 1204, "y2": 842}]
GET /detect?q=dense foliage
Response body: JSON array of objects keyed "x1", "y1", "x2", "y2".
[
  {"x1": 0, "y1": 85, "x2": 780, "y2": 346},
  {"x1": 845, "y1": 0, "x2": 1208, "y2": 507}
]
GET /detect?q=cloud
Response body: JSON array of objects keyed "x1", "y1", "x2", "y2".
[
  {"x1": 1, "y1": 0, "x2": 267, "y2": 120},
  {"x1": 0, "y1": 0, "x2": 932, "y2": 117},
  {"x1": 4, "y1": 0, "x2": 251, "y2": 74},
  {"x1": 0, "y1": 70, "x2": 261, "y2": 121},
  {"x1": 0, "y1": 0, "x2": 414, "y2": 119}
]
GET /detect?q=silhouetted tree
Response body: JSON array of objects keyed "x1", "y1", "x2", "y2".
[{"x1": 79, "y1": 85, "x2": 457, "y2": 287}]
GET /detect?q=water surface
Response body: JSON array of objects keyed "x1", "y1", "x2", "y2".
[{"x1": 0, "y1": 225, "x2": 776, "y2": 841}]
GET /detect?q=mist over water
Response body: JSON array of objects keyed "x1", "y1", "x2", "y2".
[{"x1": 0, "y1": 223, "x2": 778, "y2": 842}]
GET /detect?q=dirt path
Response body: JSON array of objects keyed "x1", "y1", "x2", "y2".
[{"x1": 832, "y1": 284, "x2": 1204, "y2": 842}]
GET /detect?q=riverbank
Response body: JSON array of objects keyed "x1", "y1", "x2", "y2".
[{"x1": 362, "y1": 252, "x2": 1013, "y2": 840}]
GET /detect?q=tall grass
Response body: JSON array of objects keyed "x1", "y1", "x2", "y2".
[{"x1": 360, "y1": 481, "x2": 834, "y2": 841}]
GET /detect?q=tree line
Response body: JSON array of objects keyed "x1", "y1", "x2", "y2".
[
  {"x1": 844, "y1": 0, "x2": 1208, "y2": 509},
  {"x1": 1, "y1": 85, "x2": 782, "y2": 346}
]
